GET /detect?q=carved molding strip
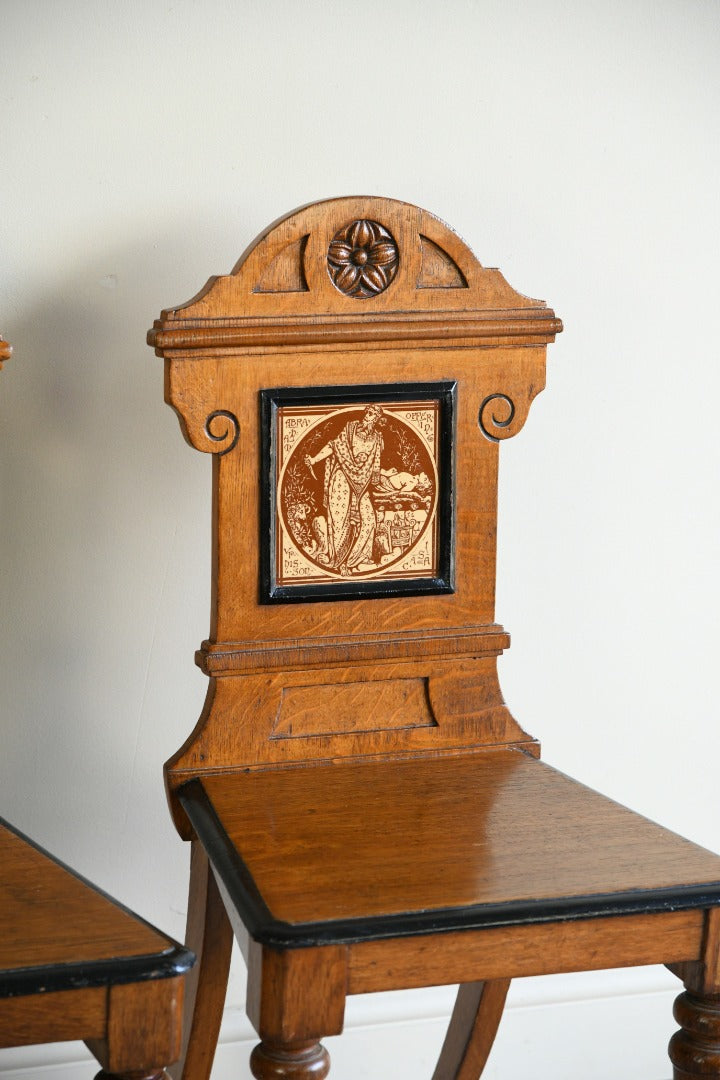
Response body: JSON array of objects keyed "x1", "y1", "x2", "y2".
[
  {"x1": 479, "y1": 394, "x2": 516, "y2": 442},
  {"x1": 327, "y1": 219, "x2": 399, "y2": 299},
  {"x1": 204, "y1": 410, "x2": 240, "y2": 455},
  {"x1": 196, "y1": 625, "x2": 510, "y2": 676},
  {"x1": 149, "y1": 311, "x2": 563, "y2": 352}
]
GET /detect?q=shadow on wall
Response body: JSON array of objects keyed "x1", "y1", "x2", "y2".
[{"x1": 0, "y1": 230, "x2": 215, "y2": 889}]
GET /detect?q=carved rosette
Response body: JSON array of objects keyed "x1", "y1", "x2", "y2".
[{"x1": 327, "y1": 220, "x2": 398, "y2": 299}]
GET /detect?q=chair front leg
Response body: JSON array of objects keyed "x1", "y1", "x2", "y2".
[
  {"x1": 432, "y1": 979, "x2": 510, "y2": 1080},
  {"x1": 246, "y1": 942, "x2": 347, "y2": 1080},
  {"x1": 169, "y1": 841, "x2": 234, "y2": 1080}
]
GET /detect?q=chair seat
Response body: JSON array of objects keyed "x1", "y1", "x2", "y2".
[
  {"x1": 0, "y1": 817, "x2": 193, "y2": 1069},
  {"x1": 179, "y1": 749, "x2": 720, "y2": 948},
  {"x1": 0, "y1": 817, "x2": 191, "y2": 999}
]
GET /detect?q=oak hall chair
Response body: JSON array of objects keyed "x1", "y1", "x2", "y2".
[
  {"x1": 148, "y1": 197, "x2": 720, "y2": 1080},
  {"x1": 0, "y1": 335, "x2": 194, "y2": 1079}
]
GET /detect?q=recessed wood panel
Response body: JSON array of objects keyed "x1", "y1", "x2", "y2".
[{"x1": 272, "y1": 678, "x2": 436, "y2": 739}]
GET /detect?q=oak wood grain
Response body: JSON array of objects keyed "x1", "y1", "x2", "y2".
[
  {"x1": 431, "y1": 980, "x2": 510, "y2": 1080},
  {"x1": 0, "y1": 821, "x2": 179, "y2": 976},
  {"x1": 348, "y1": 910, "x2": 705, "y2": 993},
  {"x1": 187, "y1": 751, "x2": 720, "y2": 928},
  {"x1": 668, "y1": 909, "x2": 720, "y2": 997},
  {"x1": 149, "y1": 197, "x2": 559, "y2": 344},
  {"x1": 0, "y1": 821, "x2": 192, "y2": 1077},
  {"x1": 245, "y1": 945, "x2": 345, "y2": 1080},
  {"x1": 150, "y1": 198, "x2": 558, "y2": 815},
  {"x1": 0, "y1": 986, "x2": 106, "y2": 1048},
  {"x1": 168, "y1": 843, "x2": 233, "y2": 1080},
  {"x1": 246, "y1": 943, "x2": 346, "y2": 1044},
  {"x1": 88, "y1": 977, "x2": 184, "y2": 1076}
]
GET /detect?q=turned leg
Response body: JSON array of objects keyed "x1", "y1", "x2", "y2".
[
  {"x1": 250, "y1": 1040, "x2": 330, "y2": 1079},
  {"x1": 432, "y1": 979, "x2": 510, "y2": 1080},
  {"x1": 95, "y1": 1072, "x2": 169, "y2": 1079},
  {"x1": 169, "y1": 841, "x2": 234, "y2": 1080},
  {"x1": 669, "y1": 991, "x2": 720, "y2": 1078},
  {"x1": 667, "y1": 909, "x2": 720, "y2": 1078}
]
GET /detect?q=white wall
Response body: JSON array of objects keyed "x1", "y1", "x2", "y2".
[{"x1": 1, "y1": 2, "x2": 719, "y2": 1076}]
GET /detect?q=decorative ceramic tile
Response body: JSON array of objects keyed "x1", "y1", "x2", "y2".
[{"x1": 261, "y1": 384, "x2": 455, "y2": 602}]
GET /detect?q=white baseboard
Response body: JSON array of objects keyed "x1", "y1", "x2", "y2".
[{"x1": 0, "y1": 972, "x2": 679, "y2": 1079}]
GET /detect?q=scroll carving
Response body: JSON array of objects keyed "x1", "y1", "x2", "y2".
[
  {"x1": 478, "y1": 394, "x2": 516, "y2": 442},
  {"x1": 327, "y1": 220, "x2": 399, "y2": 299},
  {"x1": 204, "y1": 410, "x2": 240, "y2": 455}
]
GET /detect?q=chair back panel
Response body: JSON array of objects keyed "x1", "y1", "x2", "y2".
[{"x1": 148, "y1": 197, "x2": 561, "y2": 833}]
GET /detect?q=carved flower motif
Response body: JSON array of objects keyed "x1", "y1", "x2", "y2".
[{"x1": 327, "y1": 219, "x2": 399, "y2": 299}]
